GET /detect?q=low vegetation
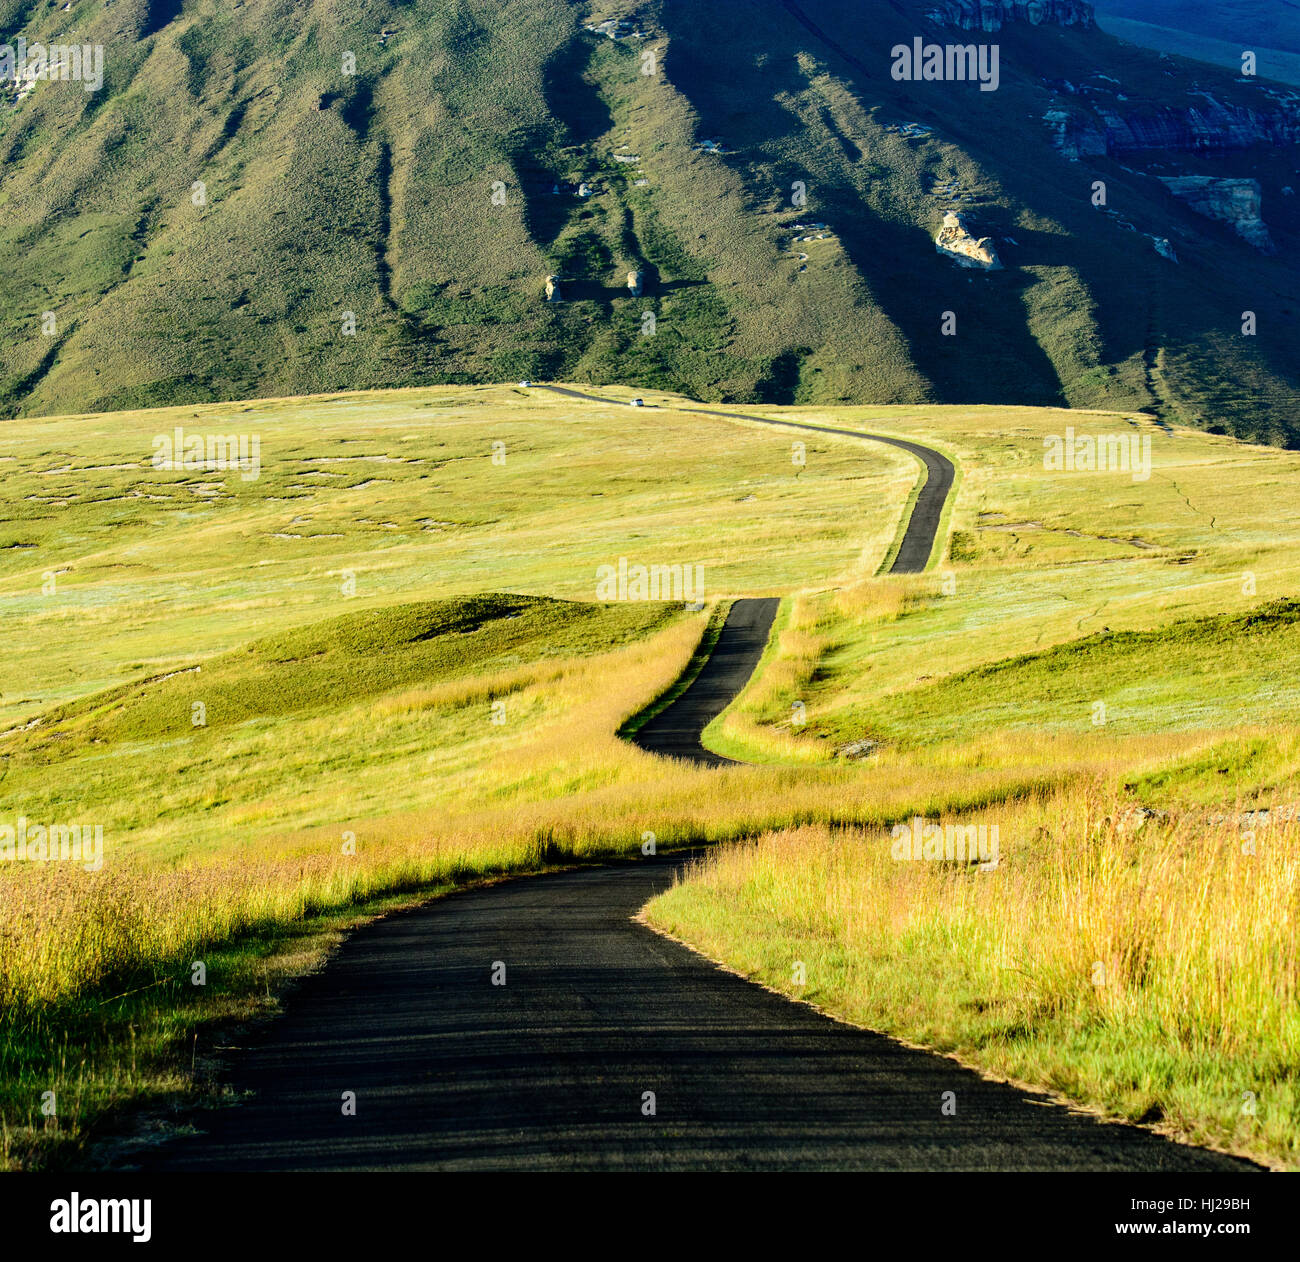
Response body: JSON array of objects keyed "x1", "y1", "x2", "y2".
[{"x1": 1, "y1": 587, "x2": 1090, "y2": 1167}]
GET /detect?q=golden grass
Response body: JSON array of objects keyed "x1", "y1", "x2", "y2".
[
  {"x1": 645, "y1": 781, "x2": 1300, "y2": 1167},
  {"x1": 6, "y1": 387, "x2": 1300, "y2": 1166},
  {"x1": 0, "y1": 610, "x2": 1216, "y2": 1015},
  {"x1": 708, "y1": 573, "x2": 925, "y2": 761}
]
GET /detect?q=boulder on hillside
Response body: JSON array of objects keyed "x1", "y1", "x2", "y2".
[{"x1": 935, "y1": 212, "x2": 1002, "y2": 269}]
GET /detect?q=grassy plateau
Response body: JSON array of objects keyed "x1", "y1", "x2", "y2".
[{"x1": 1, "y1": 382, "x2": 1298, "y2": 1170}]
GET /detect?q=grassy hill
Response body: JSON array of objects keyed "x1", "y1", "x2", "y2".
[
  {"x1": 704, "y1": 396, "x2": 1300, "y2": 793},
  {"x1": 2, "y1": 384, "x2": 1299, "y2": 1167},
  {"x1": 0, "y1": 382, "x2": 913, "y2": 727},
  {"x1": 0, "y1": 0, "x2": 1295, "y2": 441}
]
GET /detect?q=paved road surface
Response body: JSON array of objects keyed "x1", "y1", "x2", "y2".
[
  {"x1": 631, "y1": 596, "x2": 779, "y2": 766},
  {"x1": 536, "y1": 384, "x2": 954, "y2": 575},
  {"x1": 146, "y1": 856, "x2": 1253, "y2": 1171},
  {"x1": 543, "y1": 387, "x2": 955, "y2": 766}
]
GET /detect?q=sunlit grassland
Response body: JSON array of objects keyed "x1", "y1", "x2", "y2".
[
  {"x1": 642, "y1": 399, "x2": 1300, "y2": 1168},
  {"x1": 3, "y1": 384, "x2": 1299, "y2": 1167},
  {"x1": 0, "y1": 384, "x2": 913, "y2": 729},
  {"x1": 5, "y1": 587, "x2": 1173, "y2": 1008},
  {"x1": 0, "y1": 384, "x2": 929, "y2": 1163},
  {"x1": 1, "y1": 586, "x2": 1168, "y2": 1168},
  {"x1": 644, "y1": 785, "x2": 1300, "y2": 1169},
  {"x1": 701, "y1": 402, "x2": 1300, "y2": 794}
]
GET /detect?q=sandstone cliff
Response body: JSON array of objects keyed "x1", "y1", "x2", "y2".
[
  {"x1": 927, "y1": 0, "x2": 1094, "y2": 32},
  {"x1": 1046, "y1": 94, "x2": 1300, "y2": 159}
]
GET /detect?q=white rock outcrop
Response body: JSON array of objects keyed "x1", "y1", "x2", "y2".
[{"x1": 1148, "y1": 235, "x2": 1178, "y2": 262}]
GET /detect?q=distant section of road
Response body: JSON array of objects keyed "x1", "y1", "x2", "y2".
[
  {"x1": 534, "y1": 385, "x2": 955, "y2": 575},
  {"x1": 535, "y1": 384, "x2": 955, "y2": 766},
  {"x1": 631, "y1": 596, "x2": 779, "y2": 766}
]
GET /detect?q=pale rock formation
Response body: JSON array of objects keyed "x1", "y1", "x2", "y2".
[
  {"x1": 1159, "y1": 176, "x2": 1275, "y2": 253},
  {"x1": 935, "y1": 212, "x2": 1002, "y2": 269},
  {"x1": 1149, "y1": 235, "x2": 1178, "y2": 262}
]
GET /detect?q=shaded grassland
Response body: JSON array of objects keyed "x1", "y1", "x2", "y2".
[{"x1": 3, "y1": 385, "x2": 1299, "y2": 1168}]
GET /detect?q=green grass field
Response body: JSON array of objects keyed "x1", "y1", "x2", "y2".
[
  {"x1": 0, "y1": 383, "x2": 913, "y2": 729},
  {"x1": 2, "y1": 382, "x2": 1298, "y2": 1169},
  {"x1": 703, "y1": 401, "x2": 1300, "y2": 797}
]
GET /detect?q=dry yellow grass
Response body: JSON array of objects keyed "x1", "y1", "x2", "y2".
[
  {"x1": 709, "y1": 573, "x2": 933, "y2": 761},
  {"x1": 645, "y1": 782, "x2": 1300, "y2": 1167},
  {"x1": 6, "y1": 386, "x2": 1300, "y2": 1168},
  {"x1": 0, "y1": 610, "x2": 1218, "y2": 1015}
]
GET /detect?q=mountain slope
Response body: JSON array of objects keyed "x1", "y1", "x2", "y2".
[{"x1": 0, "y1": 0, "x2": 1295, "y2": 440}]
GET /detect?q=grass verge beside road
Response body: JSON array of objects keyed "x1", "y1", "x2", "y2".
[{"x1": 645, "y1": 784, "x2": 1300, "y2": 1170}]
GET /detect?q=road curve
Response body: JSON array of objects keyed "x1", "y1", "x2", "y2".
[
  {"x1": 145, "y1": 855, "x2": 1254, "y2": 1171},
  {"x1": 630, "y1": 596, "x2": 779, "y2": 766},
  {"x1": 140, "y1": 386, "x2": 1252, "y2": 1173},
  {"x1": 535, "y1": 384, "x2": 955, "y2": 575}
]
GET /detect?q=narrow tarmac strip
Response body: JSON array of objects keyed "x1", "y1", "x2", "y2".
[
  {"x1": 631, "y1": 596, "x2": 779, "y2": 766},
  {"x1": 146, "y1": 855, "x2": 1254, "y2": 1171},
  {"x1": 549, "y1": 385, "x2": 956, "y2": 766},
  {"x1": 143, "y1": 386, "x2": 1253, "y2": 1172}
]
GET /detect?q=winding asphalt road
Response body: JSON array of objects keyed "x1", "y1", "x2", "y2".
[
  {"x1": 538, "y1": 384, "x2": 955, "y2": 575},
  {"x1": 542, "y1": 387, "x2": 954, "y2": 768},
  {"x1": 631, "y1": 596, "x2": 779, "y2": 766},
  {"x1": 142, "y1": 386, "x2": 1254, "y2": 1172},
  {"x1": 146, "y1": 857, "x2": 1251, "y2": 1171}
]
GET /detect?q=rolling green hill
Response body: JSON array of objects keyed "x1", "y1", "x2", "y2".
[{"x1": 0, "y1": 0, "x2": 1296, "y2": 440}]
